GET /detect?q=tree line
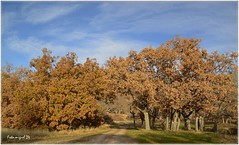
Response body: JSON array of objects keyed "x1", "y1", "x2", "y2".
[{"x1": 2, "y1": 37, "x2": 238, "y2": 131}]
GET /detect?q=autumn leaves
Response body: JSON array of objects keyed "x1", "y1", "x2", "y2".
[
  {"x1": 105, "y1": 37, "x2": 237, "y2": 130},
  {"x1": 2, "y1": 50, "x2": 106, "y2": 130},
  {"x1": 2, "y1": 37, "x2": 237, "y2": 131}
]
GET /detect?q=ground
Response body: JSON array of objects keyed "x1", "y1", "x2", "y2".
[
  {"x1": 1, "y1": 114, "x2": 238, "y2": 144},
  {"x1": 63, "y1": 128, "x2": 137, "y2": 144}
]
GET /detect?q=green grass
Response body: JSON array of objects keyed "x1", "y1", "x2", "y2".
[
  {"x1": 125, "y1": 129, "x2": 238, "y2": 144},
  {"x1": 1, "y1": 125, "x2": 111, "y2": 144}
]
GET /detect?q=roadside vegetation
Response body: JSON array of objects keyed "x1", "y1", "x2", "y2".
[
  {"x1": 126, "y1": 129, "x2": 237, "y2": 144},
  {"x1": 1, "y1": 113, "x2": 238, "y2": 144},
  {"x1": 1, "y1": 37, "x2": 238, "y2": 143},
  {"x1": 1, "y1": 125, "x2": 110, "y2": 144}
]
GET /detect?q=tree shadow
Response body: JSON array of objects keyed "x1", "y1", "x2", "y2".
[
  {"x1": 134, "y1": 132, "x2": 216, "y2": 144},
  {"x1": 108, "y1": 121, "x2": 139, "y2": 130}
]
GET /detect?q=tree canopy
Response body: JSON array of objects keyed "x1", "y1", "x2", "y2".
[{"x1": 2, "y1": 37, "x2": 237, "y2": 131}]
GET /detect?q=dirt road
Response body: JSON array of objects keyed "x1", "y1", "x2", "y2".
[{"x1": 78, "y1": 128, "x2": 137, "y2": 144}]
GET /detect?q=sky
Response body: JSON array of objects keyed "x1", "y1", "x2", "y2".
[{"x1": 1, "y1": 1, "x2": 238, "y2": 67}]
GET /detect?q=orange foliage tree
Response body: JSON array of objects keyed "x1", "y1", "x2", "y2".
[
  {"x1": 1, "y1": 37, "x2": 237, "y2": 132},
  {"x1": 1, "y1": 49, "x2": 104, "y2": 130}
]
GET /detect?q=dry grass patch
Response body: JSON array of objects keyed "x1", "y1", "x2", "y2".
[{"x1": 1, "y1": 124, "x2": 111, "y2": 144}]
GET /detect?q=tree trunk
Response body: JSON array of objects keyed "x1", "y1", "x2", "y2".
[
  {"x1": 151, "y1": 113, "x2": 157, "y2": 128},
  {"x1": 165, "y1": 116, "x2": 169, "y2": 130},
  {"x1": 213, "y1": 121, "x2": 218, "y2": 132},
  {"x1": 170, "y1": 119, "x2": 173, "y2": 130},
  {"x1": 184, "y1": 118, "x2": 191, "y2": 130},
  {"x1": 142, "y1": 121, "x2": 145, "y2": 128},
  {"x1": 130, "y1": 108, "x2": 136, "y2": 128},
  {"x1": 222, "y1": 117, "x2": 225, "y2": 124},
  {"x1": 195, "y1": 116, "x2": 198, "y2": 131},
  {"x1": 170, "y1": 111, "x2": 174, "y2": 130},
  {"x1": 199, "y1": 116, "x2": 204, "y2": 131},
  {"x1": 151, "y1": 116, "x2": 156, "y2": 128},
  {"x1": 133, "y1": 118, "x2": 136, "y2": 128},
  {"x1": 173, "y1": 112, "x2": 178, "y2": 131},
  {"x1": 151, "y1": 107, "x2": 158, "y2": 128},
  {"x1": 139, "y1": 112, "x2": 144, "y2": 127},
  {"x1": 182, "y1": 111, "x2": 193, "y2": 130},
  {"x1": 144, "y1": 111, "x2": 150, "y2": 130},
  {"x1": 176, "y1": 117, "x2": 180, "y2": 131},
  {"x1": 132, "y1": 113, "x2": 136, "y2": 128},
  {"x1": 170, "y1": 116, "x2": 172, "y2": 130},
  {"x1": 149, "y1": 114, "x2": 152, "y2": 128}
]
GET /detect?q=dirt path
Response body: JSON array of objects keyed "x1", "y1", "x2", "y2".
[{"x1": 79, "y1": 128, "x2": 137, "y2": 144}]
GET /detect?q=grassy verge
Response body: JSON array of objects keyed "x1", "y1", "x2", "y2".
[
  {"x1": 125, "y1": 129, "x2": 238, "y2": 144},
  {"x1": 1, "y1": 125, "x2": 111, "y2": 144}
]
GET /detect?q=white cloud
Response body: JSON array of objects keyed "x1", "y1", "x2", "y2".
[
  {"x1": 2, "y1": 3, "x2": 81, "y2": 36},
  {"x1": 40, "y1": 28, "x2": 88, "y2": 42},
  {"x1": 37, "y1": 26, "x2": 150, "y2": 65},
  {"x1": 2, "y1": 2, "x2": 237, "y2": 67},
  {"x1": 21, "y1": 4, "x2": 80, "y2": 24},
  {"x1": 91, "y1": 2, "x2": 236, "y2": 36},
  {"x1": 76, "y1": 37, "x2": 149, "y2": 65},
  {"x1": 2, "y1": 12, "x2": 18, "y2": 35},
  {"x1": 89, "y1": 2, "x2": 237, "y2": 53},
  {"x1": 64, "y1": 31, "x2": 87, "y2": 41},
  {"x1": 5, "y1": 34, "x2": 149, "y2": 66},
  {"x1": 5, "y1": 35, "x2": 68, "y2": 59}
]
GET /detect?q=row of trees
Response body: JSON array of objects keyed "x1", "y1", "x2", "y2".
[
  {"x1": 2, "y1": 49, "x2": 107, "y2": 130},
  {"x1": 105, "y1": 37, "x2": 237, "y2": 131},
  {"x1": 2, "y1": 37, "x2": 238, "y2": 131}
]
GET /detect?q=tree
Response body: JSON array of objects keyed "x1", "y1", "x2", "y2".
[
  {"x1": 2, "y1": 38, "x2": 237, "y2": 132},
  {"x1": 28, "y1": 48, "x2": 56, "y2": 128},
  {"x1": 1, "y1": 64, "x2": 36, "y2": 128},
  {"x1": 47, "y1": 53, "x2": 103, "y2": 130},
  {"x1": 154, "y1": 38, "x2": 237, "y2": 131},
  {"x1": 204, "y1": 52, "x2": 238, "y2": 131},
  {"x1": 105, "y1": 50, "x2": 158, "y2": 130},
  {"x1": 1, "y1": 64, "x2": 22, "y2": 128},
  {"x1": 1, "y1": 49, "x2": 104, "y2": 130},
  {"x1": 81, "y1": 58, "x2": 107, "y2": 101}
]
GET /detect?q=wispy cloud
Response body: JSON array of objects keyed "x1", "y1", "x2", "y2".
[
  {"x1": 40, "y1": 28, "x2": 88, "y2": 42},
  {"x1": 2, "y1": 2, "x2": 237, "y2": 67},
  {"x1": 90, "y1": 2, "x2": 237, "y2": 34},
  {"x1": 2, "y1": 3, "x2": 81, "y2": 35},
  {"x1": 5, "y1": 35, "x2": 67, "y2": 59},
  {"x1": 76, "y1": 36, "x2": 149, "y2": 65},
  {"x1": 2, "y1": 12, "x2": 18, "y2": 35},
  {"x1": 89, "y1": 2, "x2": 237, "y2": 53},
  {"x1": 5, "y1": 34, "x2": 148, "y2": 65},
  {"x1": 21, "y1": 4, "x2": 80, "y2": 24}
]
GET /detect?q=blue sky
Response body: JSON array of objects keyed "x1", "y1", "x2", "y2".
[{"x1": 1, "y1": 1, "x2": 238, "y2": 67}]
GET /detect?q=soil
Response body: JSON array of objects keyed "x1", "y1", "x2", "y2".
[{"x1": 78, "y1": 128, "x2": 137, "y2": 144}]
